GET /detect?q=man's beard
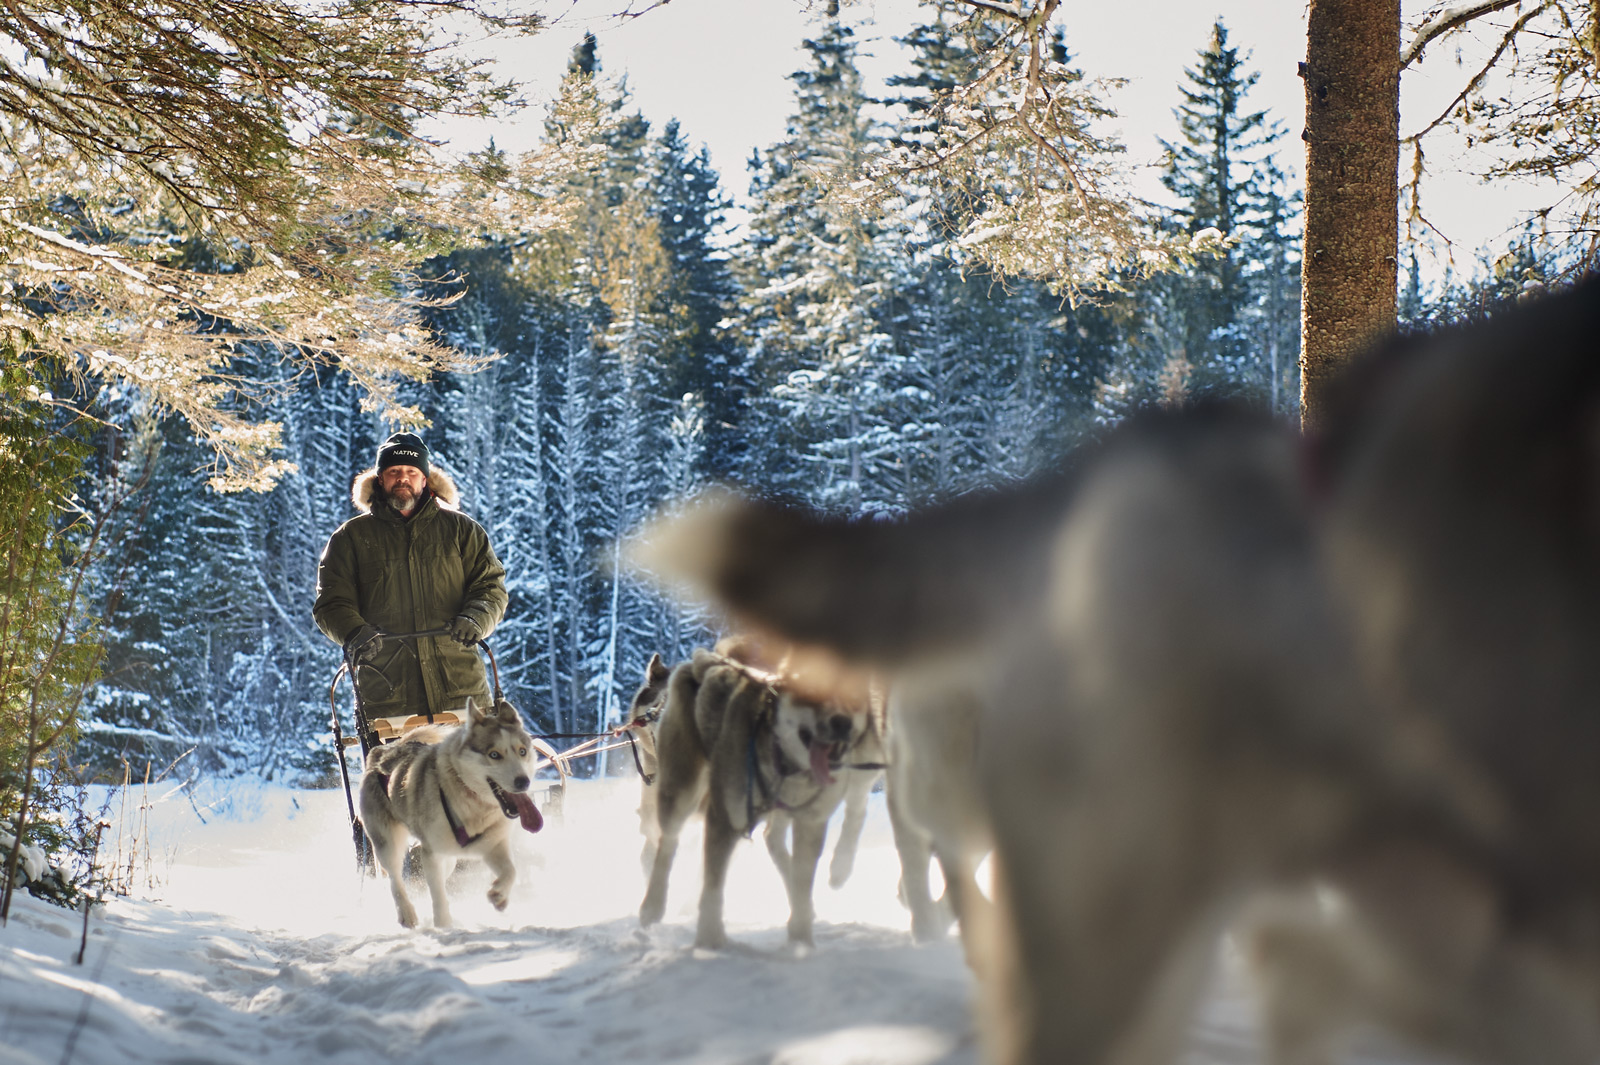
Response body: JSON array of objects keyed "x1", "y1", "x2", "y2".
[{"x1": 384, "y1": 483, "x2": 421, "y2": 514}]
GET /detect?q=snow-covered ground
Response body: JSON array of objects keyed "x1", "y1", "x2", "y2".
[{"x1": 0, "y1": 774, "x2": 1270, "y2": 1065}]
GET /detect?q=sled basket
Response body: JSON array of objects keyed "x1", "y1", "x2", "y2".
[{"x1": 335, "y1": 711, "x2": 464, "y2": 749}]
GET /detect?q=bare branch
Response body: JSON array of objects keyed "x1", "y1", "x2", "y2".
[
  {"x1": 613, "y1": 0, "x2": 678, "y2": 17},
  {"x1": 1402, "y1": 4, "x2": 1543, "y2": 143}
]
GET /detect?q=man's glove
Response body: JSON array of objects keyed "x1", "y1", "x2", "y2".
[
  {"x1": 344, "y1": 624, "x2": 384, "y2": 664},
  {"x1": 448, "y1": 615, "x2": 482, "y2": 646}
]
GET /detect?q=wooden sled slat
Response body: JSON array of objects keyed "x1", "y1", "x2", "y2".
[{"x1": 368, "y1": 711, "x2": 463, "y2": 745}]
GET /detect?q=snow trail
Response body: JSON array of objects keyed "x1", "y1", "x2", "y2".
[{"x1": 1, "y1": 778, "x2": 980, "y2": 1065}]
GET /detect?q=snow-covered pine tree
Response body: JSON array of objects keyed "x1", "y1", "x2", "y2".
[
  {"x1": 496, "y1": 312, "x2": 561, "y2": 730},
  {"x1": 737, "y1": 1, "x2": 910, "y2": 513},
  {"x1": 539, "y1": 37, "x2": 687, "y2": 738},
  {"x1": 1156, "y1": 20, "x2": 1300, "y2": 404},
  {"x1": 585, "y1": 154, "x2": 673, "y2": 735},
  {"x1": 85, "y1": 410, "x2": 222, "y2": 774},
  {"x1": 884, "y1": 10, "x2": 1123, "y2": 495},
  {"x1": 546, "y1": 313, "x2": 600, "y2": 739},
  {"x1": 650, "y1": 120, "x2": 744, "y2": 481},
  {"x1": 87, "y1": 364, "x2": 341, "y2": 781}
]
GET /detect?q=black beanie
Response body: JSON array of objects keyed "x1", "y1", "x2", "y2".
[{"x1": 376, "y1": 432, "x2": 430, "y2": 476}]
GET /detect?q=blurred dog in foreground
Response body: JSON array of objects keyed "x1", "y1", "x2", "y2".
[
  {"x1": 629, "y1": 278, "x2": 1600, "y2": 1065},
  {"x1": 884, "y1": 670, "x2": 992, "y2": 959}
]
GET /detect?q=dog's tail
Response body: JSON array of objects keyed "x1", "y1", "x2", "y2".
[{"x1": 628, "y1": 471, "x2": 1081, "y2": 666}]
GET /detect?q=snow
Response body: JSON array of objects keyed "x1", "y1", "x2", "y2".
[
  {"x1": 0, "y1": 831, "x2": 47, "y2": 883},
  {"x1": 0, "y1": 777, "x2": 982, "y2": 1065},
  {"x1": 0, "y1": 775, "x2": 1297, "y2": 1065}
]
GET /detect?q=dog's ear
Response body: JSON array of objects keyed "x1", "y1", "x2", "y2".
[
  {"x1": 494, "y1": 698, "x2": 524, "y2": 728},
  {"x1": 647, "y1": 652, "x2": 670, "y2": 686},
  {"x1": 462, "y1": 696, "x2": 481, "y2": 724}
]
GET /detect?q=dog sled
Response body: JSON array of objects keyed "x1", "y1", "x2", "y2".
[{"x1": 326, "y1": 630, "x2": 654, "y2": 871}]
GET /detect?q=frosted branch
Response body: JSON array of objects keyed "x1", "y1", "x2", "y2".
[{"x1": 1402, "y1": 0, "x2": 1537, "y2": 68}]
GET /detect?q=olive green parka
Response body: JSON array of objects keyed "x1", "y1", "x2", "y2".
[{"x1": 313, "y1": 466, "x2": 508, "y2": 721}]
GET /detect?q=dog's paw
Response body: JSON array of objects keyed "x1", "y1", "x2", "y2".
[
  {"x1": 639, "y1": 897, "x2": 665, "y2": 927},
  {"x1": 787, "y1": 940, "x2": 815, "y2": 960},
  {"x1": 828, "y1": 858, "x2": 855, "y2": 889},
  {"x1": 786, "y1": 915, "x2": 816, "y2": 948},
  {"x1": 488, "y1": 885, "x2": 510, "y2": 911},
  {"x1": 397, "y1": 904, "x2": 419, "y2": 929},
  {"x1": 910, "y1": 913, "x2": 949, "y2": 944},
  {"x1": 693, "y1": 926, "x2": 728, "y2": 951}
]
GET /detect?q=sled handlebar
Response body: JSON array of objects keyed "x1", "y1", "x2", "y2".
[
  {"x1": 385, "y1": 627, "x2": 450, "y2": 640},
  {"x1": 370, "y1": 628, "x2": 503, "y2": 701}
]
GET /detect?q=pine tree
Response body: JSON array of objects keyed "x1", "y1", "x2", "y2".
[
  {"x1": 87, "y1": 358, "x2": 363, "y2": 781},
  {"x1": 650, "y1": 120, "x2": 742, "y2": 480},
  {"x1": 879, "y1": 10, "x2": 1127, "y2": 494},
  {"x1": 1156, "y1": 20, "x2": 1301, "y2": 407},
  {"x1": 0, "y1": 350, "x2": 109, "y2": 912},
  {"x1": 737, "y1": 2, "x2": 910, "y2": 512},
  {"x1": 508, "y1": 38, "x2": 710, "y2": 744}
]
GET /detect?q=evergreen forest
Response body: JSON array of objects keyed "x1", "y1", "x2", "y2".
[{"x1": 40, "y1": 9, "x2": 1566, "y2": 791}]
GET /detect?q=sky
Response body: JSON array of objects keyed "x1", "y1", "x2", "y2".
[
  {"x1": 0, "y1": 777, "x2": 1272, "y2": 1065},
  {"x1": 421, "y1": 0, "x2": 1554, "y2": 275}
]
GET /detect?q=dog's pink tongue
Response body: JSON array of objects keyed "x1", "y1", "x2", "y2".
[
  {"x1": 512, "y1": 791, "x2": 543, "y2": 833},
  {"x1": 810, "y1": 743, "x2": 835, "y2": 786}
]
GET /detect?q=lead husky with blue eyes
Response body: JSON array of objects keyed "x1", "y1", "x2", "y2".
[{"x1": 360, "y1": 697, "x2": 547, "y2": 928}]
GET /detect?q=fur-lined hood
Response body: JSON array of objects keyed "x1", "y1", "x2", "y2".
[{"x1": 351, "y1": 467, "x2": 461, "y2": 515}]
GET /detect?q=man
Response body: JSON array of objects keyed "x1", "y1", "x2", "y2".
[{"x1": 314, "y1": 432, "x2": 508, "y2": 736}]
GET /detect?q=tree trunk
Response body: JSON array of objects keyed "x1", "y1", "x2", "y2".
[{"x1": 1300, "y1": 0, "x2": 1400, "y2": 428}]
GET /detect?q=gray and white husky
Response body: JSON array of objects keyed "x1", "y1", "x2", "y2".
[
  {"x1": 360, "y1": 697, "x2": 545, "y2": 928},
  {"x1": 638, "y1": 640, "x2": 875, "y2": 952},
  {"x1": 620, "y1": 652, "x2": 672, "y2": 874}
]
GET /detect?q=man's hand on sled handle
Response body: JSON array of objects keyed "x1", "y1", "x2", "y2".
[
  {"x1": 345, "y1": 623, "x2": 384, "y2": 665},
  {"x1": 447, "y1": 614, "x2": 482, "y2": 646}
]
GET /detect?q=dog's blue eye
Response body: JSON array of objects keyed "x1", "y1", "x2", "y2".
[
  {"x1": 519, "y1": 748, "x2": 527, "y2": 757},
  {"x1": 488, "y1": 750, "x2": 502, "y2": 760}
]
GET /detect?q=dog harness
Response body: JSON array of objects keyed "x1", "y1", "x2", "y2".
[
  {"x1": 745, "y1": 726, "x2": 837, "y2": 833},
  {"x1": 368, "y1": 770, "x2": 483, "y2": 847},
  {"x1": 439, "y1": 786, "x2": 483, "y2": 847},
  {"x1": 613, "y1": 704, "x2": 663, "y2": 785}
]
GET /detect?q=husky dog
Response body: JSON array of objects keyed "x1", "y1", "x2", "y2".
[
  {"x1": 360, "y1": 697, "x2": 545, "y2": 928},
  {"x1": 764, "y1": 695, "x2": 884, "y2": 892},
  {"x1": 625, "y1": 280, "x2": 1600, "y2": 1065},
  {"x1": 627, "y1": 643, "x2": 882, "y2": 888},
  {"x1": 748, "y1": 634, "x2": 885, "y2": 892},
  {"x1": 638, "y1": 639, "x2": 874, "y2": 951},
  {"x1": 884, "y1": 670, "x2": 991, "y2": 958},
  {"x1": 620, "y1": 652, "x2": 673, "y2": 873}
]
